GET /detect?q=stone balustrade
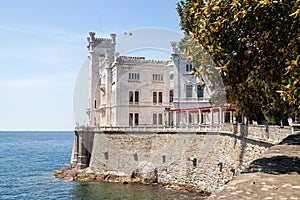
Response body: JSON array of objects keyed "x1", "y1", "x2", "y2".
[{"x1": 75, "y1": 123, "x2": 293, "y2": 145}]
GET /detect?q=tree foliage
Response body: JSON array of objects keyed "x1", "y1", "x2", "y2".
[
  {"x1": 177, "y1": 0, "x2": 300, "y2": 124},
  {"x1": 178, "y1": 36, "x2": 227, "y2": 106}
]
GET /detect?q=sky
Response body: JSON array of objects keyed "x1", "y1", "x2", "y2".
[{"x1": 0, "y1": 0, "x2": 183, "y2": 130}]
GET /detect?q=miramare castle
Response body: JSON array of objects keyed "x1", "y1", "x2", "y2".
[{"x1": 86, "y1": 32, "x2": 234, "y2": 129}]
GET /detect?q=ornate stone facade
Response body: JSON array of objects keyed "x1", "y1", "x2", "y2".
[{"x1": 86, "y1": 32, "x2": 228, "y2": 128}]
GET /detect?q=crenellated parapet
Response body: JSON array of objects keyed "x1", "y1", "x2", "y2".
[
  {"x1": 87, "y1": 32, "x2": 116, "y2": 52},
  {"x1": 87, "y1": 32, "x2": 113, "y2": 43},
  {"x1": 116, "y1": 55, "x2": 171, "y2": 65}
]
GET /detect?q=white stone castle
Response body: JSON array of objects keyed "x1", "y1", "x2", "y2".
[{"x1": 86, "y1": 32, "x2": 234, "y2": 129}]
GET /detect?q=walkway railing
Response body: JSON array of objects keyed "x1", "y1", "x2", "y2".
[
  {"x1": 75, "y1": 123, "x2": 293, "y2": 145},
  {"x1": 75, "y1": 124, "x2": 223, "y2": 132}
]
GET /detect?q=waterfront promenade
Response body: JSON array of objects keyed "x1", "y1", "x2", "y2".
[{"x1": 209, "y1": 132, "x2": 300, "y2": 199}]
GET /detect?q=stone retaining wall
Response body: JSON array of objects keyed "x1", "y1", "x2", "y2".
[
  {"x1": 72, "y1": 125, "x2": 292, "y2": 192},
  {"x1": 221, "y1": 124, "x2": 292, "y2": 144}
]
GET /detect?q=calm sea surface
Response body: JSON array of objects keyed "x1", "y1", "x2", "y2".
[{"x1": 0, "y1": 131, "x2": 202, "y2": 200}]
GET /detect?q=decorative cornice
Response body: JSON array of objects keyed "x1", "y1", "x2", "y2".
[{"x1": 116, "y1": 56, "x2": 171, "y2": 65}]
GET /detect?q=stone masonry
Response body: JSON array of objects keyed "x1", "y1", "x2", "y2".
[{"x1": 70, "y1": 124, "x2": 292, "y2": 193}]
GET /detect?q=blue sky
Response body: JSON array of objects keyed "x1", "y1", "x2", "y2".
[{"x1": 0, "y1": 0, "x2": 183, "y2": 130}]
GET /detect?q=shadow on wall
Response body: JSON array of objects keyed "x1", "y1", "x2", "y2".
[
  {"x1": 236, "y1": 124, "x2": 249, "y2": 167},
  {"x1": 243, "y1": 133, "x2": 300, "y2": 174},
  {"x1": 279, "y1": 133, "x2": 300, "y2": 145},
  {"x1": 243, "y1": 155, "x2": 300, "y2": 174}
]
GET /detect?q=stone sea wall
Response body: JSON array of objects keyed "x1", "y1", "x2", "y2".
[{"x1": 70, "y1": 124, "x2": 292, "y2": 192}]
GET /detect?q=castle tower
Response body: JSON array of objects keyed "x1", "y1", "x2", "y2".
[
  {"x1": 170, "y1": 41, "x2": 183, "y2": 104},
  {"x1": 104, "y1": 35, "x2": 116, "y2": 125},
  {"x1": 87, "y1": 32, "x2": 116, "y2": 126}
]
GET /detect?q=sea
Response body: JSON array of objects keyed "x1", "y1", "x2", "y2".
[{"x1": 0, "y1": 131, "x2": 203, "y2": 200}]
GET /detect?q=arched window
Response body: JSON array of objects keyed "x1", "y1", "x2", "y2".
[
  {"x1": 153, "y1": 91, "x2": 163, "y2": 103},
  {"x1": 134, "y1": 91, "x2": 139, "y2": 103},
  {"x1": 169, "y1": 90, "x2": 173, "y2": 102},
  {"x1": 197, "y1": 85, "x2": 204, "y2": 98},
  {"x1": 158, "y1": 92, "x2": 163, "y2": 103},
  {"x1": 153, "y1": 92, "x2": 157, "y2": 103}
]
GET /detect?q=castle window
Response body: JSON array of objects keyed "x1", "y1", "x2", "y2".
[
  {"x1": 129, "y1": 113, "x2": 133, "y2": 126},
  {"x1": 135, "y1": 91, "x2": 139, "y2": 103},
  {"x1": 169, "y1": 90, "x2": 173, "y2": 102},
  {"x1": 129, "y1": 90, "x2": 139, "y2": 104},
  {"x1": 158, "y1": 92, "x2": 163, "y2": 103},
  {"x1": 153, "y1": 114, "x2": 157, "y2": 125},
  {"x1": 153, "y1": 92, "x2": 163, "y2": 104},
  {"x1": 186, "y1": 85, "x2": 193, "y2": 98},
  {"x1": 186, "y1": 64, "x2": 193, "y2": 72},
  {"x1": 225, "y1": 112, "x2": 231, "y2": 123},
  {"x1": 152, "y1": 74, "x2": 163, "y2": 81},
  {"x1": 129, "y1": 91, "x2": 133, "y2": 103},
  {"x1": 129, "y1": 73, "x2": 140, "y2": 80},
  {"x1": 134, "y1": 113, "x2": 139, "y2": 126},
  {"x1": 153, "y1": 92, "x2": 157, "y2": 103},
  {"x1": 94, "y1": 100, "x2": 97, "y2": 109},
  {"x1": 158, "y1": 114, "x2": 163, "y2": 125},
  {"x1": 169, "y1": 112, "x2": 174, "y2": 126},
  {"x1": 129, "y1": 113, "x2": 139, "y2": 126},
  {"x1": 169, "y1": 74, "x2": 174, "y2": 80},
  {"x1": 153, "y1": 113, "x2": 163, "y2": 125},
  {"x1": 197, "y1": 85, "x2": 204, "y2": 98}
]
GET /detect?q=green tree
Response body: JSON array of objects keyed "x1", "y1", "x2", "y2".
[
  {"x1": 177, "y1": 0, "x2": 300, "y2": 124},
  {"x1": 178, "y1": 36, "x2": 227, "y2": 107}
]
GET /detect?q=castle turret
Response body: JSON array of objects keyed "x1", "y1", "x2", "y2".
[
  {"x1": 170, "y1": 41, "x2": 182, "y2": 105},
  {"x1": 104, "y1": 35, "x2": 115, "y2": 125},
  {"x1": 87, "y1": 32, "x2": 116, "y2": 126}
]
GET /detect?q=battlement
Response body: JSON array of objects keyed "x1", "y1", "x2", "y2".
[
  {"x1": 94, "y1": 37, "x2": 112, "y2": 42},
  {"x1": 87, "y1": 32, "x2": 116, "y2": 53},
  {"x1": 87, "y1": 32, "x2": 116, "y2": 44},
  {"x1": 116, "y1": 55, "x2": 171, "y2": 65}
]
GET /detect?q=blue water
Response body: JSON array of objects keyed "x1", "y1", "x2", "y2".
[{"x1": 0, "y1": 131, "x2": 202, "y2": 200}]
